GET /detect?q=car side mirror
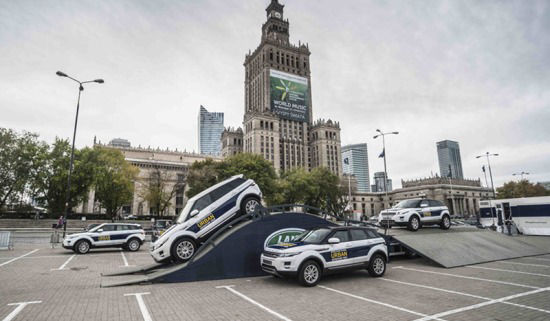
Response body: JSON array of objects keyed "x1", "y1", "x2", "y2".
[
  {"x1": 190, "y1": 209, "x2": 199, "y2": 217},
  {"x1": 97, "y1": 229, "x2": 103, "y2": 233},
  {"x1": 328, "y1": 237, "x2": 340, "y2": 244},
  {"x1": 420, "y1": 203, "x2": 428, "y2": 208}
]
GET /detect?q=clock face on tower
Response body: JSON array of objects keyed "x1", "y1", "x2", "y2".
[{"x1": 272, "y1": 11, "x2": 281, "y2": 19}]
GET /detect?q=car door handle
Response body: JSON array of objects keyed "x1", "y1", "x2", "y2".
[{"x1": 345, "y1": 243, "x2": 353, "y2": 248}]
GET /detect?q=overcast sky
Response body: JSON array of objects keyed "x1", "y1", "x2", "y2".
[{"x1": 1, "y1": 0, "x2": 549, "y2": 188}]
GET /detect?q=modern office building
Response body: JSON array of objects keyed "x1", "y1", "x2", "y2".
[
  {"x1": 198, "y1": 105, "x2": 224, "y2": 156},
  {"x1": 227, "y1": 0, "x2": 342, "y2": 175},
  {"x1": 372, "y1": 171, "x2": 392, "y2": 192},
  {"x1": 342, "y1": 143, "x2": 370, "y2": 192},
  {"x1": 437, "y1": 140, "x2": 464, "y2": 179}
]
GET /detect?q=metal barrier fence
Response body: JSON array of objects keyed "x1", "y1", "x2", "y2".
[{"x1": 0, "y1": 231, "x2": 14, "y2": 250}]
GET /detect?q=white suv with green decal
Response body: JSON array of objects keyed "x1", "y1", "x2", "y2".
[{"x1": 261, "y1": 226, "x2": 388, "y2": 286}]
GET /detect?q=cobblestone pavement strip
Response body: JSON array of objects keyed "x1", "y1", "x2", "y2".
[{"x1": 3, "y1": 246, "x2": 550, "y2": 321}]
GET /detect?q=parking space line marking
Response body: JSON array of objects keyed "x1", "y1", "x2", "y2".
[
  {"x1": 467, "y1": 265, "x2": 550, "y2": 277},
  {"x1": 51, "y1": 254, "x2": 75, "y2": 270},
  {"x1": 318, "y1": 285, "x2": 443, "y2": 320},
  {"x1": 414, "y1": 287, "x2": 550, "y2": 321},
  {"x1": 500, "y1": 261, "x2": 550, "y2": 268},
  {"x1": 0, "y1": 249, "x2": 39, "y2": 268},
  {"x1": 124, "y1": 292, "x2": 152, "y2": 321},
  {"x1": 393, "y1": 266, "x2": 539, "y2": 289},
  {"x1": 3, "y1": 301, "x2": 41, "y2": 321},
  {"x1": 522, "y1": 257, "x2": 550, "y2": 262},
  {"x1": 379, "y1": 278, "x2": 550, "y2": 315},
  {"x1": 120, "y1": 250, "x2": 130, "y2": 267},
  {"x1": 216, "y1": 285, "x2": 292, "y2": 321}
]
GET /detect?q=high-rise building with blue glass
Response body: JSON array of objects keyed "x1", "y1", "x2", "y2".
[
  {"x1": 342, "y1": 143, "x2": 370, "y2": 192},
  {"x1": 437, "y1": 140, "x2": 463, "y2": 179},
  {"x1": 198, "y1": 105, "x2": 224, "y2": 156}
]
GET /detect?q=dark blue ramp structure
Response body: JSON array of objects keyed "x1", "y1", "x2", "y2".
[{"x1": 101, "y1": 211, "x2": 334, "y2": 287}]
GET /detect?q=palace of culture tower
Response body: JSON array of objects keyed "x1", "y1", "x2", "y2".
[{"x1": 221, "y1": 0, "x2": 342, "y2": 176}]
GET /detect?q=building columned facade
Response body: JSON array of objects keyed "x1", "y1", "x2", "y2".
[
  {"x1": 198, "y1": 105, "x2": 224, "y2": 156},
  {"x1": 78, "y1": 142, "x2": 222, "y2": 217},
  {"x1": 342, "y1": 143, "x2": 370, "y2": 192},
  {"x1": 437, "y1": 140, "x2": 463, "y2": 179},
  {"x1": 226, "y1": 0, "x2": 342, "y2": 175},
  {"x1": 350, "y1": 177, "x2": 493, "y2": 219}
]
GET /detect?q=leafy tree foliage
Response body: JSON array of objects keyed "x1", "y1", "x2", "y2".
[
  {"x1": 186, "y1": 153, "x2": 344, "y2": 213},
  {"x1": 497, "y1": 180, "x2": 549, "y2": 199},
  {"x1": 93, "y1": 147, "x2": 138, "y2": 220},
  {"x1": 0, "y1": 128, "x2": 49, "y2": 209},
  {"x1": 36, "y1": 139, "x2": 97, "y2": 214},
  {"x1": 139, "y1": 167, "x2": 183, "y2": 216}
]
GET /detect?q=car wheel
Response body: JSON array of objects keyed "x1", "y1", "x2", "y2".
[
  {"x1": 126, "y1": 238, "x2": 141, "y2": 252},
  {"x1": 440, "y1": 215, "x2": 451, "y2": 230},
  {"x1": 74, "y1": 240, "x2": 90, "y2": 254},
  {"x1": 367, "y1": 254, "x2": 386, "y2": 277},
  {"x1": 240, "y1": 196, "x2": 261, "y2": 216},
  {"x1": 171, "y1": 237, "x2": 196, "y2": 263},
  {"x1": 298, "y1": 260, "x2": 321, "y2": 287},
  {"x1": 407, "y1": 216, "x2": 420, "y2": 232}
]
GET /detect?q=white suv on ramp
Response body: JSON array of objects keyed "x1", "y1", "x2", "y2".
[
  {"x1": 378, "y1": 198, "x2": 451, "y2": 231},
  {"x1": 261, "y1": 226, "x2": 388, "y2": 287},
  {"x1": 150, "y1": 175, "x2": 262, "y2": 263}
]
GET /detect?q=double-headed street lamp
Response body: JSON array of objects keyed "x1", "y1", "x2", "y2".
[
  {"x1": 373, "y1": 129, "x2": 398, "y2": 209},
  {"x1": 476, "y1": 152, "x2": 498, "y2": 227},
  {"x1": 512, "y1": 171, "x2": 530, "y2": 180},
  {"x1": 56, "y1": 71, "x2": 104, "y2": 237}
]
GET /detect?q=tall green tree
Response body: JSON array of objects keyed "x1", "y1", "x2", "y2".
[
  {"x1": 37, "y1": 138, "x2": 97, "y2": 214},
  {"x1": 497, "y1": 180, "x2": 549, "y2": 199},
  {"x1": 140, "y1": 167, "x2": 182, "y2": 216},
  {"x1": 186, "y1": 153, "x2": 279, "y2": 204},
  {"x1": 0, "y1": 128, "x2": 49, "y2": 209},
  {"x1": 219, "y1": 153, "x2": 278, "y2": 204},
  {"x1": 185, "y1": 158, "x2": 222, "y2": 198},
  {"x1": 94, "y1": 147, "x2": 138, "y2": 220}
]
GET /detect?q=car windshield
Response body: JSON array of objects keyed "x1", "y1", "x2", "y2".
[
  {"x1": 88, "y1": 224, "x2": 103, "y2": 232},
  {"x1": 85, "y1": 224, "x2": 99, "y2": 231},
  {"x1": 175, "y1": 199, "x2": 194, "y2": 224},
  {"x1": 294, "y1": 228, "x2": 331, "y2": 244},
  {"x1": 393, "y1": 200, "x2": 421, "y2": 209}
]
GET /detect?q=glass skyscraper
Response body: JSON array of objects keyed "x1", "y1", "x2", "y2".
[
  {"x1": 198, "y1": 105, "x2": 224, "y2": 156},
  {"x1": 342, "y1": 143, "x2": 370, "y2": 192},
  {"x1": 437, "y1": 140, "x2": 464, "y2": 179}
]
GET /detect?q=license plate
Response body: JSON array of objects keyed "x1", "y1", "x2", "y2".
[{"x1": 263, "y1": 259, "x2": 272, "y2": 266}]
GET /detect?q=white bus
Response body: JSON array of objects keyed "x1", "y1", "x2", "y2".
[{"x1": 479, "y1": 196, "x2": 550, "y2": 236}]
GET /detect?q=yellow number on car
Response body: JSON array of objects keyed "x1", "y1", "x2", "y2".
[{"x1": 98, "y1": 235, "x2": 110, "y2": 241}]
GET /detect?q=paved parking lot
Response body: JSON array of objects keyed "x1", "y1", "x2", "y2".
[{"x1": 2, "y1": 244, "x2": 550, "y2": 321}]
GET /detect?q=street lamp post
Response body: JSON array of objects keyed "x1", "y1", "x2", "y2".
[
  {"x1": 374, "y1": 129, "x2": 398, "y2": 233},
  {"x1": 512, "y1": 171, "x2": 530, "y2": 181},
  {"x1": 56, "y1": 71, "x2": 104, "y2": 237},
  {"x1": 476, "y1": 152, "x2": 498, "y2": 227}
]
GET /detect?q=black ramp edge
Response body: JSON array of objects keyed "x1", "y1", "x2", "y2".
[
  {"x1": 101, "y1": 275, "x2": 151, "y2": 288},
  {"x1": 156, "y1": 212, "x2": 335, "y2": 283},
  {"x1": 393, "y1": 229, "x2": 550, "y2": 268},
  {"x1": 102, "y1": 262, "x2": 165, "y2": 276}
]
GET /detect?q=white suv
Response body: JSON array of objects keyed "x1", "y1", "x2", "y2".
[
  {"x1": 378, "y1": 198, "x2": 451, "y2": 231},
  {"x1": 150, "y1": 175, "x2": 262, "y2": 263},
  {"x1": 63, "y1": 223, "x2": 145, "y2": 254},
  {"x1": 261, "y1": 226, "x2": 388, "y2": 287}
]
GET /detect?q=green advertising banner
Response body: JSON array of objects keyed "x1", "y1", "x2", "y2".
[{"x1": 270, "y1": 69, "x2": 309, "y2": 122}]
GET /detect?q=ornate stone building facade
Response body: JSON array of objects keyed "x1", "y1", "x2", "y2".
[
  {"x1": 349, "y1": 177, "x2": 494, "y2": 219},
  {"x1": 221, "y1": 127, "x2": 244, "y2": 157},
  {"x1": 78, "y1": 143, "x2": 222, "y2": 217},
  {"x1": 229, "y1": 0, "x2": 342, "y2": 175}
]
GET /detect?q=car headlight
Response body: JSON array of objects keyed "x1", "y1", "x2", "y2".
[
  {"x1": 154, "y1": 238, "x2": 168, "y2": 251},
  {"x1": 278, "y1": 252, "x2": 300, "y2": 258}
]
